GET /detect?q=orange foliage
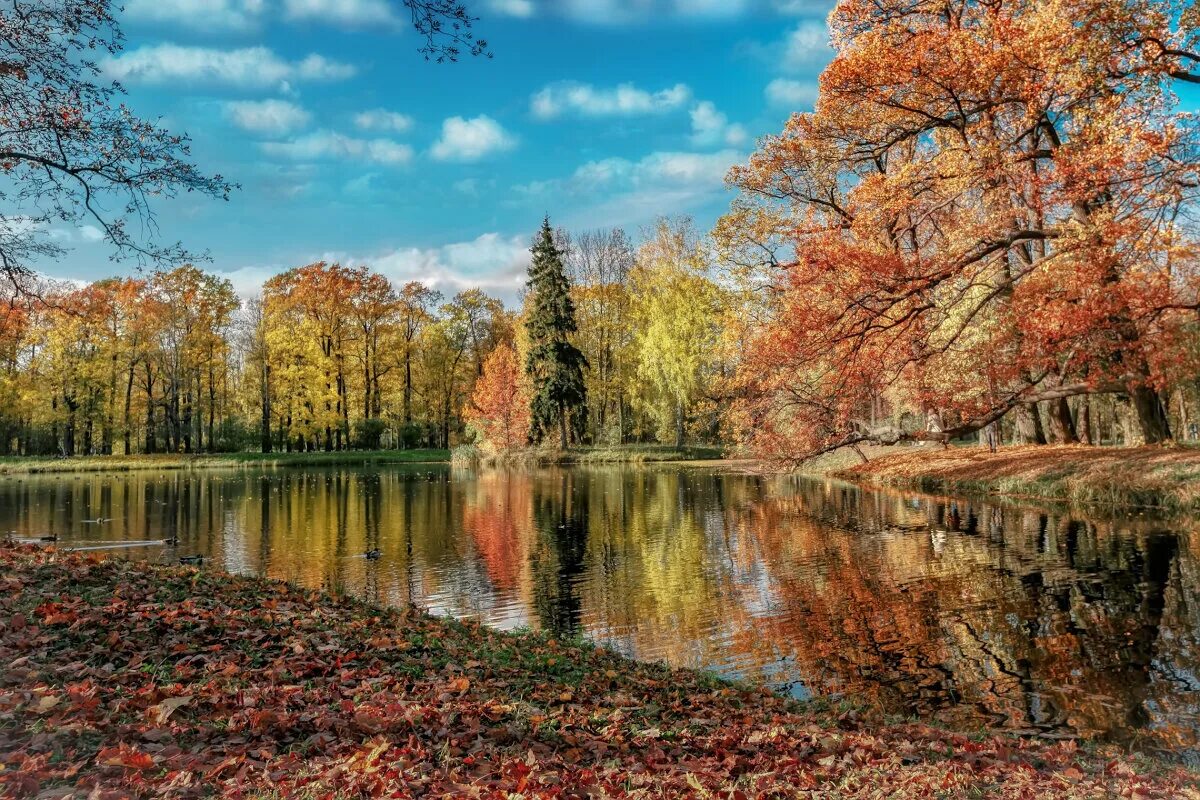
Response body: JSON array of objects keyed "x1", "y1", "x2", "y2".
[
  {"x1": 722, "y1": 0, "x2": 1200, "y2": 462},
  {"x1": 466, "y1": 342, "x2": 530, "y2": 452}
]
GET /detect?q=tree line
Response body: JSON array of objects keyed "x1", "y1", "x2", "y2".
[{"x1": 0, "y1": 217, "x2": 732, "y2": 456}]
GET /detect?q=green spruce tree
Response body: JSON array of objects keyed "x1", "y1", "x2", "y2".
[{"x1": 525, "y1": 218, "x2": 588, "y2": 448}]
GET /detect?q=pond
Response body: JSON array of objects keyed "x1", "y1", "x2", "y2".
[{"x1": 2, "y1": 462, "x2": 1197, "y2": 758}]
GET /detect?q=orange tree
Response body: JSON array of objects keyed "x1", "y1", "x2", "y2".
[
  {"x1": 466, "y1": 341, "x2": 531, "y2": 452},
  {"x1": 719, "y1": 0, "x2": 1200, "y2": 463}
]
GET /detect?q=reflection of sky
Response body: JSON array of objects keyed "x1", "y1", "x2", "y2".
[{"x1": 2, "y1": 464, "x2": 1197, "y2": 756}]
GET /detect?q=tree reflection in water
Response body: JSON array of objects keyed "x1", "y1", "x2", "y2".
[{"x1": 1, "y1": 464, "x2": 1196, "y2": 756}]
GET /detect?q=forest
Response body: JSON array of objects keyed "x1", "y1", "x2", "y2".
[{"x1": 3, "y1": 0, "x2": 1200, "y2": 466}]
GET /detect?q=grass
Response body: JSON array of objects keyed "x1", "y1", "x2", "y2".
[
  {"x1": 833, "y1": 443, "x2": 1200, "y2": 513},
  {"x1": 0, "y1": 449, "x2": 451, "y2": 475},
  {"x1": 457, "y1": 443, "x2": 729, "y2": 467},
  {"x1": 1, "y1": 544, "x2": 1194, "y2": 798}
]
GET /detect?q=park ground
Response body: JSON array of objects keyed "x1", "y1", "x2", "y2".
[
  {"x1": 1, "y1": 545, "x2": 1197, "y2": 799},
  {"x1": 826, "y1": 443, "x2": 1200, "y2": 514}
]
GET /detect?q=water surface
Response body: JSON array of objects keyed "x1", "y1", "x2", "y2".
[{"x1": 3, "y1": 463, "x2": 1197, "y2": 757}]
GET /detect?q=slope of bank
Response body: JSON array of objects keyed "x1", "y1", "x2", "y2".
[
  {"x1": 0, "y1": 450, "x2": 452, "y2": 475},
  {"x1": 834, "y1": 444, "x2": 1200, "y2": 513},
  {"x1": 1, "y1": 545, "x2": 1194, "y2": 799},
  {"x1": 453, "y1": 443, "x2": 727, "y2": 467}
]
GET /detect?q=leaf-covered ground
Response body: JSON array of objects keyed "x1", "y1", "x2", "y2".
[
  {"x1": 2, "y1": 545, "x2": 1196, "y2": 799},
  {"x1": 835, "y1": 444, "x2": 1200, "y2": 513}
]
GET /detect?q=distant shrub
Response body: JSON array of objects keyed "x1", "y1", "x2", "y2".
[{"x1": 354, "y1": 419, "x2": 387, "y2": 450}]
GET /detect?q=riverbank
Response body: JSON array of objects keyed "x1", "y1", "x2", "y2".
[
  {"x1": 454, "y1": 443, "x2": 726, "y2": 467},
  {"x1": 2, "y1": 545, "x2": 1193, "y2": 798},
  {"x1": 0, "y1": 449, "x2": 451, "y2": 475},
  {"x1": 834, "y1": 444, "x2": 1200, "y2": 513}
]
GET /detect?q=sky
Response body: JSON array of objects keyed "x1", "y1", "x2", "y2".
[{"x1": 43, "y1": 0, "x2": 837, "y2": 301}]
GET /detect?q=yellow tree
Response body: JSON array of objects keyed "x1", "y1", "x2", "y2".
[
  {"x1": 562, "y1": 227, "x2": 635, "y2": 444},
  {"x1": 629, "y1": 218, "x2": 727, "y2": 446}
]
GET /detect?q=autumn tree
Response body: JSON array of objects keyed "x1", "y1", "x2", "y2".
[
  {"x1": 562, "y1": 228, "x2": 636, "y2": 444},
  {"x1": 395, "y1": 282, "x2": 442, "y2": 431},
  {"x1": 466, "y1": 341, "x2": 530, "y2": 452},
  {"x1": 525, "y1": 219, "x2": 588, "y2": 448},
  {"x1": 629, "y1": 218, "x2": 727, "y2": 447},
  {"x1": 0, "y1": 1, "x2": 233, "y2": 289},
  {"x1": 720, "y1": 0, "x2": 1200, "y2": 463}
]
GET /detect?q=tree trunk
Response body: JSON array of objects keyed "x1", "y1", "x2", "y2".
[
  {"x1": 1076, "y1": 396, "x2": 1092, "y2": 445},
  {"x1": 1131, "y1": 385, "x2": 1172, "y2": 444},
  {"x1": 1176, "y1": 390, "x2": 1190, "y2": 441},
  {"x1": 260, "y1": 363, "x2": 272, "y2": 454},
  {"x1": 1013, "y1": 404, "x2": 1046, "y2": 445},
  {"x1": 559, "y1": 402, "x2": 568, "y2": 450},
  {"x1": 144, "y1": 369, "x2": 157, "y2": 454},
  {"x1": 674, "y1": 400, "x2": 685, "y2": 448},
  {"x1": 1047, "y1": 397, "x2": 1078, "y2": 444},
  {"x1": 403, "y1": 353, "x2": 413, "y2": 427},
  {"x1": 124, "y1": 365, "x2": 135, "y2": 455}
]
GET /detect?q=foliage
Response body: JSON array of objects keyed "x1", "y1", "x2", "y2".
[
  {"x1": 560, "y1": 228, "x2": 636, "y2": 445},
  {"x1": 1, "y1": 544, "x2": 1195, "y2": 798},
  {"x1": 628, "y1": 218, "x2": 728, "y2": 446},
  {"x1": 466, "y1": 342, "x2": 531, "y2": 452},
  {"x1": 719, "y1": 0, "x2": 1200, "y2": 464},
  {"x1": 524, "y1": 219, "x2": 588, "y2": 448}
]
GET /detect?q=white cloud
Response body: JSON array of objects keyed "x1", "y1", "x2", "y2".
[
  {"x1": 262, "y1": 131, "x2": 413, "y2": 165},
  {"x1": 366, "y1": 233, "x2": 532, "y2": 296},
  {"x1": 122, "y1": 0, "x2": 266, "y2": 30},
  {"x1": 765, "y1": 78, "x2": 818, "y2": 108},
  {"x1": 517, "y1": 148, "x2": 741, "y2": 226},
  {"x1": 220, "y1": 234, "x2": 531, "y2": 301},
  {"x1": 689, "y1": 101, "x2": 747, "y2": 147},
  {"x1": 488, "y1": 0, "x2": 536, "y2": 16},
  {"x1": 224, "y1": 99, "x2": 311, "y2": 134},
  {"x1": 635, "y1": 150, "x2": 740, "y2": 186},
  {"x1": 431, "y1": 116, "x2": 517, "y2": 162},
  {"x1": 78, "y1": 225, "x2": 106, "y2": 243},
  {"x1": 532, "y1": 81, "x2": 691, "y2": 119},
  {"x1": 511, "y1": 0, "x2": 832, "y2": 22},
  {"x1": 671, "y1": 0, "x2": 750, "y2": 17},
  {"x1": 353, "y1": 109, "x2": 414, "y2": 133},
  {"x1": 103, "y1": 45, "x2": 355, "y2": 88},
  {"x1": 781, "y1": 20, "x2": 832, "y2": 71},
  {"x1": 282, "y1": 0, "x2": 398, "y2": 26}
]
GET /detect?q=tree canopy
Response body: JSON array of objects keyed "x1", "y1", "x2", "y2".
[{"x1": 719, "y1": 0, "x2": 1200, "y2": 463}]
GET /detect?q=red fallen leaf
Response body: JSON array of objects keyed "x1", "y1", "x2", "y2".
[
  {"x1": 447, "y1": 677, "x2": 470, "y2": 694},
  {"x1": 99, "y1": 746, "x2": 155, "y2": 771},
  {"x1": 10, "y1": 613, "x2": 25, "y2": 631},
  {"x1": 1062, "y1": 767, "x2": 1085, "y2": 782}
]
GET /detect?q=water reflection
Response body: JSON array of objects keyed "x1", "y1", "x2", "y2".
[{"x1": 1, "y1": 464, "x2": 1197, "y2": 755}]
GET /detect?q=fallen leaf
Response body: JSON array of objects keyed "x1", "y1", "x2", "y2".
[{"x1": 149, "y1": 695, "x2": 192, "y2": 725}]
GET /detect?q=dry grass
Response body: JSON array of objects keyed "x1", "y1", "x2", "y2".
[{"x1": 834, "y1": 444, "x2": 1200, "y2": 513}]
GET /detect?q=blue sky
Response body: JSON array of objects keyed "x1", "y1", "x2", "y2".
[{"x1": 50, "y1": 0, "x2": 837, "y2": 299}]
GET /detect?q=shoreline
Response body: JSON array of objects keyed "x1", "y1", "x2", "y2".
[
  {"x1": 0, "y1": 449, "x2": 453, "y2": 475},
  {"x1": 1, "y1": 544, "x2": 1193, "y2": 798},
  {"x1": 0, "y1": 445, "x2": 733, "y2": 476},
  {"x1": 830, "y1": 444, "x2": 1200, "y2": 515}
]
